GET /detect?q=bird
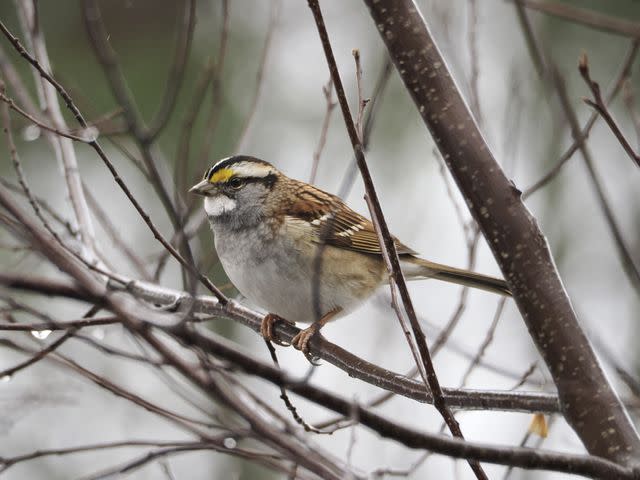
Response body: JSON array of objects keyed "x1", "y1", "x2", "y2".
[{"x1": 190, "y1": 155, "x2": 510, "y2": 354}]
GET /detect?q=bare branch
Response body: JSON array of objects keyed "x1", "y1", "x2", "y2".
[
  {"x1": 362, "y1": 0, "x2": 640, "y2": 466},
  {"x1": 235, "y1": 0, "x2": 280, "y2": 152},
  {"x1": 515, "y1": 0, "x2": 640, "y2": 39},
  {"x1": 146, "y1": 0, "x2": 197, "y2": 140},
  {"x1": 522, "y1": 39, "x2": 639, "y2": 198},
  {"x1": 0, "y1": 271, "x2": 561, "y2": 415},
  {"x1": 309, "y1": 77, "x2": 336, "y2": 184},
  {"x1": 306, "y1": 2, "x2": 487, "y2": 478},
  {"x1": 579, "y1": 53, "x2": 640, "y2": 169},
  {"x1": 13, "y1": 2, "x2": 97, "y2": 257}
]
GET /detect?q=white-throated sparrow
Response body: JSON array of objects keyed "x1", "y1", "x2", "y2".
[{"x1": 190, "y1": 155, "x2": 510, "y2": 353}]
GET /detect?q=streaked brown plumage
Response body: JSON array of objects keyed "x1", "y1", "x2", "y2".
[{"x1": 191, "y1": 156, "x2": 510, "y2": 353}]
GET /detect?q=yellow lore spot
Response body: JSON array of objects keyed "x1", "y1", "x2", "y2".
[{"x1": 210, "y1": 168, "x2": 234, "y2": 184}]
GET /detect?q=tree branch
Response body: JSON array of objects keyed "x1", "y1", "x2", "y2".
[{"x1": 362, "y1": 0, "x2": 640, "y2": 467}]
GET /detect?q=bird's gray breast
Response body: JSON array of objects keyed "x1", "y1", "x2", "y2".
[{"x1": 210, "y1": 219, "x2": 362, "y2": 323}]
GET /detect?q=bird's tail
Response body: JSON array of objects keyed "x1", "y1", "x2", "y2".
[{"x1": 400, "y1": 256, "x2": 511, "y2": 297}]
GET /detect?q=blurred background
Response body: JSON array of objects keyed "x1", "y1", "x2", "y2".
[{"x1": 1, "y1": 0, "x2": 639, "y2": 478}]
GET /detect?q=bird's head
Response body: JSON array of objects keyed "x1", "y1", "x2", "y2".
[{"x1": 189, "y1": 155, "x2": 279, "y2": 227}]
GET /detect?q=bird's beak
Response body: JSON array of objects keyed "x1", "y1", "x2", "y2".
[{"x1": 189, "y1": 179, "x2": 214, "y2": 196}]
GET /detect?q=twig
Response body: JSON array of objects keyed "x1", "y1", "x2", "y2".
[
  {"x1": 0, "y1": 90, "x2": 94, "y2": 142},
  {"x1": 523, "y1": 40, "x2": 639, "y2": 198},
  {"x1": 195, "y1": 0, "x2": 230, "y2": 176},
  {"x1": 235, "y1": 0, "x2": 280, "y2": 152},
  {"x1": 519, "y1": 11, "x2": 640, "y2": 297},
  {"x1": 82, "y1": 184, "x2": 152, "y2": 281},
  {"x1": 515, "y1": 0, "x2": 640, "y2": 39},
  {"x1": 0, "y1": 316, "x2": 119, "y2": 331},
  {"x1": 174, "y1": 59, "x2": 215, "y2": 203},
  {"x1": 0, "y1": 19, "x2": 225, "y2": 301},
  {"x1": 467, "y1": 0, "x2": 484, "y2": 126},
  {"x1": 0, "y1": 177, "x2": 75, "y2": 237},
  {"x1": 510, "y1": 362, "x2": 539, "y2": 391},
  {"x1": 80, "y1": 0, "x2": 198, "y2": 289},
  {"x1": 337, "y1": 57, "x2": 392, "y2": 198},
  {"x1": 579, "y1": 53, "x2": 640, "y2": 169},
  {"x1": 306, "y1": 2, "x2": 487, "y2": 479},
  {"x1": 0, "y1": 440, "x2": 221, "y2": 474},
  {"x1": 14, "y1": 2, "x2": 97, "y2": 257},
  {"x1": 262, "y1": 339, "x2": 328, "y2": 434},
  {"x1": 458, "y1": 297, "x2": 507, "y2": 387},
  {"x1": 364, "y1": 0, "x2": 640, "y2": 465},
  {"x1": 309, "y1": 77, "x2": 336, "y2": 184},
  {"x1": 623, "y1": 79, "x2": 640, "y2": 151},
  {"x1": 352, "y1": 49, "x2": 369, "y2": 142},
  {"x1": 78, "y1": 442, "x2": 278, "y2": 480},
  {"x1": 0, "y1": 330, "x2": 74, "y2": 378},
  {"x1": 145, "y1": 0, "x2": 197, "y2": 140}
]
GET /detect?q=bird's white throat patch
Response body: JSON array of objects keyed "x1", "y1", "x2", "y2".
[{"x1": 204, "y1": 195, "x2": 237, "y2": 217}]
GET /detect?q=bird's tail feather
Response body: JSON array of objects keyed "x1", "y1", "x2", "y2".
[{"x1": 400, "y1": 257, "x2": 511, "y2": 297}]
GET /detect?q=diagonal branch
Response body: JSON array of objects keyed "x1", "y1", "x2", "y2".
[
  {"x1": 579, "y1": 53, "x2": 640, "y2": 169},
  {"x1": 14, "y1": 1, "x2": 97, "y2": 258},
  {"x1": 306, "y1": 2, "x2": 487, "y2": 479},
  {"x1": 362, "y1": 0, "x2": 640, "y2": 467}
]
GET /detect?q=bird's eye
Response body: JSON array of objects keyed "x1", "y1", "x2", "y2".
[{"x1": 228, "y1": 177, "x2": 243, "y2": 189}]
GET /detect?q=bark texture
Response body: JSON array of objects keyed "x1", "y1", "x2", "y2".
[{"x1": 363, "y1": 0, "x2": 640, "y2": 466}]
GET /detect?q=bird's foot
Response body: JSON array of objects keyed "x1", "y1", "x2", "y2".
[
  {"x1": 260, "y1": 313, "x2": 291, "y2": 346},
  {"x1": 291, "y1": 324, "x2": 321, "y2": 355}
]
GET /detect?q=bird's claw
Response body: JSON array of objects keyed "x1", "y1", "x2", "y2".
[{"x1": 261, "y1": 313, "x2": 291, "y2": 346}]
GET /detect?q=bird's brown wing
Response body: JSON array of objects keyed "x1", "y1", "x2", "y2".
[{"x1": 286, "y1": 183, "x2": 417, "y2": 256}]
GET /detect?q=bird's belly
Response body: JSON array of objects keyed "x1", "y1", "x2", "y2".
[{"x1": 214, "y1": 225, "x2": 384, "y2": 323}]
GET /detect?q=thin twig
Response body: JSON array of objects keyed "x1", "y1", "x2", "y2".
[
  {"x1": 82, "y1": 184, "x2": 152, "y2": 281},
  {"x1": 195, "y1": 0, "x2": 230, "y2": 176},
  {"x1": 235, "y1": 0, "x2": 280, "y2": 152},
  {"x1": 0, "y1": 177, "x2": 75, "y2": 237},
  {"x1": 514, "y1": 11, "x2": 640, "y2": 297},
  {"x1": 0, "y1": 330, "x2": 74, "y2": 378},
  {"x1": 458, "y1": 297, "x2": 508, "y2": 387},
  {"x1": 510, "y1": 362, "x2": 539, "y2": 391},
  {"x1": 306, "y1": 2, "x2": 487, "y2": 479},
  {"x1": 467, "y1": 0, "x2": 484, "y2": 126},
  {"x1": 309, "y1": 77, "x2": 336, "y2": 184},
  {"x1": 0, "y1": 90, "x2": 94, "y2": 142},
  {"x1": 0, "y1": 316, "x2": 119, "y2": 331},
  {"x1": 15, "y1": 2, "x2": 97, "y2": 257},
  {"x1": 146, "y1": 0, "x2": 197, "y2": 140},
  {"x1": 364, "y1": 0, "x2": 640, "y2": 464},
  {"x1": 263, "y1": 339, "x2": 328, "y2": 434},
  {"x1": 578, "y1": 52, "x2": 640, "y2": 169},
  {"x1": 0, "y1": 20, "x2": 226, "y2": 301},
  {"x1": 174, "y1": 59, "x2": 215, "y2": 204},
  {"x1": 352, "y1": 49, "x2": 369, "y2": 142},
  {"x1": 622, "y1": 79, "x2": 640, "y2": 151},
  {"x1": 515, "y1": 0, "x2": 640, "y2": 39},
  {"x1": 523, "y1": 40, "x2": 639, "y2": 198}
]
